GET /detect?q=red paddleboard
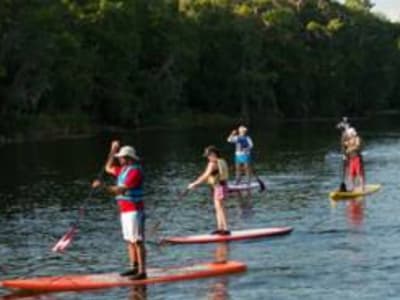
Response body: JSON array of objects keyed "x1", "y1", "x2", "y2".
[
  {"x1": 228, "y1": 182, "x2": 260, "y2": 192},
  {"x1": 162, "y1": 227, "x2": 293, "y2": 244},
  {"x1": 0, "y1": 261, "x2": 246, "y2": 292}
]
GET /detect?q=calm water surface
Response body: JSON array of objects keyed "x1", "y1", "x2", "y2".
[{"x1": 0, "y1": 118, "x2": 399, "y2": 299}]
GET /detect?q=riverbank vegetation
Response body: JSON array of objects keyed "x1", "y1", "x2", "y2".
[{"x1": 1, "y1": 0, "x2": 400, "y2": 138}]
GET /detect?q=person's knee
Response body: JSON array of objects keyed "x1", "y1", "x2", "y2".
[
  {"x1": 127, "y1": 240, "x2": 144, "y2": 247},
  {"x1": 214, "y1": 199, "x2": 223, "y2": 206},
  {"x1": 136, "y1": 240, "x2": 145, "y2": 247}
]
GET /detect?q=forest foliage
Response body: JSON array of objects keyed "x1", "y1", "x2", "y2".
[{"x1": 1, "y1": 0, "x2": 400, "y2": 133}]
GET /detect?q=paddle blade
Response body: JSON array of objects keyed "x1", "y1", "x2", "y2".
[
  {"x1": 257, "y1": 178, "x2": 266, "y2": 192},
  {"x1": 339, "y1": 182, "x2": 347, "y2": 192},
  {"x1": 177, "y1": 189, "x2": 189, "y2": 201},
  {"x1": 52, "y1": 226, "x2": 78, "y2": 253}
]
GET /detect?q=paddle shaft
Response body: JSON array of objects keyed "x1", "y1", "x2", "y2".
[
  {"x1": 74, "y1": 167, "x2": 106, "y2": 225},
  {"x1": 52, "y1": 152, "x2": 112, "y2": 252},
  {"x1": 250, "y1": 167, "x2": 266, "y2": 192},
  {"x1": 342, "y1": 156, "x2": 347, "y2": 181},
  {"x1": 248, "y1": 151, "x2": 266, "y2": 192},
  {"x1": 74, "y1": 146, "x2": 122, "y2": 223}
]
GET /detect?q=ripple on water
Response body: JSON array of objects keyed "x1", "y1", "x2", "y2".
[{"x1": 1, "y1": 125, "x2": 400, "y2": 299}]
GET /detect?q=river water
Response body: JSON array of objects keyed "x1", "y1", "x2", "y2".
[{"x1": 0, "y1": 117, "x2": 399, "y2": 299}]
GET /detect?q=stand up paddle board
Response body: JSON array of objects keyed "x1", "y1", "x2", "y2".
[
  {"x1": 329, "y1": 184, "x2": 381, "y2": 200},
  {"x1": 228, "y1": 181, "x2": 260, "y2": 192},
  {"x1": 162, "y1": 227, "x2": 293, "y2": 244},
  {"x1": 0, "y1": 261, "x2": 246, "y2": 292}
]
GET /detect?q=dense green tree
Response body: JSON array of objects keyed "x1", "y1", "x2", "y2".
[
  {"x1": 345, "y1": 0, "x2": 373, "y2": 12},
  {"x1": 1, "y1": 0, "x2": 400, "y2": 135}
]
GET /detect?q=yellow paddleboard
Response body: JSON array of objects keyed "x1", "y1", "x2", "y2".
[{"x1": 329, "y1": 184, "x2": 381, "y2": 200}]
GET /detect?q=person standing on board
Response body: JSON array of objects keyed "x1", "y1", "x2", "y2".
[
  {"x1": 227, "y1": 125, "x2": 254, "y2": 183},
  {"x1": 187, "y1": 146, "x2": 230, "y2": 235},
  {"x1": 92, "y1": 141, "x2": 146, "y2": 279},
  {"x1": 343, "y1": 128, "x2": 365, "y2": 191}
]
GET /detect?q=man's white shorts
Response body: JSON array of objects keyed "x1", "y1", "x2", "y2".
[{"x1": 120, "y1": 210, "x2": 145, "y2": 243}]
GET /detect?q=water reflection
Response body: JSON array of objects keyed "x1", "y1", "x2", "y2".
[
  {"x1": 0, "y1": 291, "x2": 58, "y2": 300},
  {"x1": 1, "y1": 116, "x2": 398, "y2": 300},
  {"x1": 1, "y1": 286, "x2": 148, "y2": 300},
  {"x1": 330, "y1": 197, "x2": 365, "y2": 229},
  {"x1": 208, "y1": 243, "x2": 230, "y2": 300},
  {"x1": 214, "y1": 243, "x2": 229, "y2": 265},
  {"x1": 128, "y1": 285, "x2": 147, "y2": 300},
  {"x1": 346, "y1": 198, "x2": 364, "y2": 228},
  {"x1": 209, "y1": 277, "x2": 229, "y2": 300},
  {"x1": 235, "y1": 193, "x2": 254, "y2": 220}
]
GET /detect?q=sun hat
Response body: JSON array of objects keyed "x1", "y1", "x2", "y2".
[
  {"x1": 115, "y1": 146, "x2": 139, "y2": 160},
  {"x1": 346, "y1": 127, "x2": 357, "y2": 137}
]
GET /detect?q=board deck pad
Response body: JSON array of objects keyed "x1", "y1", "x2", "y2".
[
  {"x1": 0, "y1": 261, "x2": 246, "y2": 292},
  {"x1": 227, "y1": 181, "x2": 260, "y2": 192},
  {"x1": 162, "y1": 227, "x2": 293, "y2": 244},
  {"x1": 329, "y1": 184, "x2": 381, "y2": 200}
]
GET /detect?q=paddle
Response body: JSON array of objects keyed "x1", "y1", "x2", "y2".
[
  {"x1": 339, "y1": 156, "x2": 347, "y2": 192},
  {"x1": 52, "y1": 165, "x2": 107, "y2": 253},
  {"x1": 247, "y1": 150, "x2": 266, "y2": 192},
  {"x1": 177, "y1": 189, "x2": 190, "y2": 201},
  {"x1": 251, "y1": 167, "x2": 266, "y2": 192}
]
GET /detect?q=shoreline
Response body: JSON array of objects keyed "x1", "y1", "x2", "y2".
[{"x1": 0, "y1": 110, "x2": 399, "y2": 145}]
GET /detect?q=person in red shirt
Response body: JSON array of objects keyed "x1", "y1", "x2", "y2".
[{"x1": 92, "y1": 141, "x2": 146, "y2": 280}]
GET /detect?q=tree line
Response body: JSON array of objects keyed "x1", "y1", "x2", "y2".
[{"x1": 1, "y1": 0, "x2": 400, "y2": 134}]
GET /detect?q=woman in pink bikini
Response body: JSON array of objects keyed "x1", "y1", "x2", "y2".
[{"x1": 188, "y1": 146, "x2": 230, "y2": 235}]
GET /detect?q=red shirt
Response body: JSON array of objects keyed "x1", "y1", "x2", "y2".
[{"x1": 111, "y1": 165, "x2": 144, "y2": 213}]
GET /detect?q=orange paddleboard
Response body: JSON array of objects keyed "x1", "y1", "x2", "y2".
[{"x1": 0, "y1": 261, "x2": 246, "y2": 292}]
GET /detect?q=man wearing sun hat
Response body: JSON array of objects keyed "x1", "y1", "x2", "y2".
[
  {"x1": 92, "y1": 140, "x2": 146, "y2": 280},
  {"x1": 343, "y1": 127, "x2": 365, "y2": 191},
  {"x1": 227, "y1": 125, "x2": 254, "y2": 183}
]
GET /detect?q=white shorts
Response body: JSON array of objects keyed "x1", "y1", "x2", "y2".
[{"x1": 120, "y1": 210, "x2": 145, "y2": 243}]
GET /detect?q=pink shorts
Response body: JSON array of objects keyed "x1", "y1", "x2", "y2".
[{"x1": 214, "y1": 184, "x2": 228, "y2": 201}]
